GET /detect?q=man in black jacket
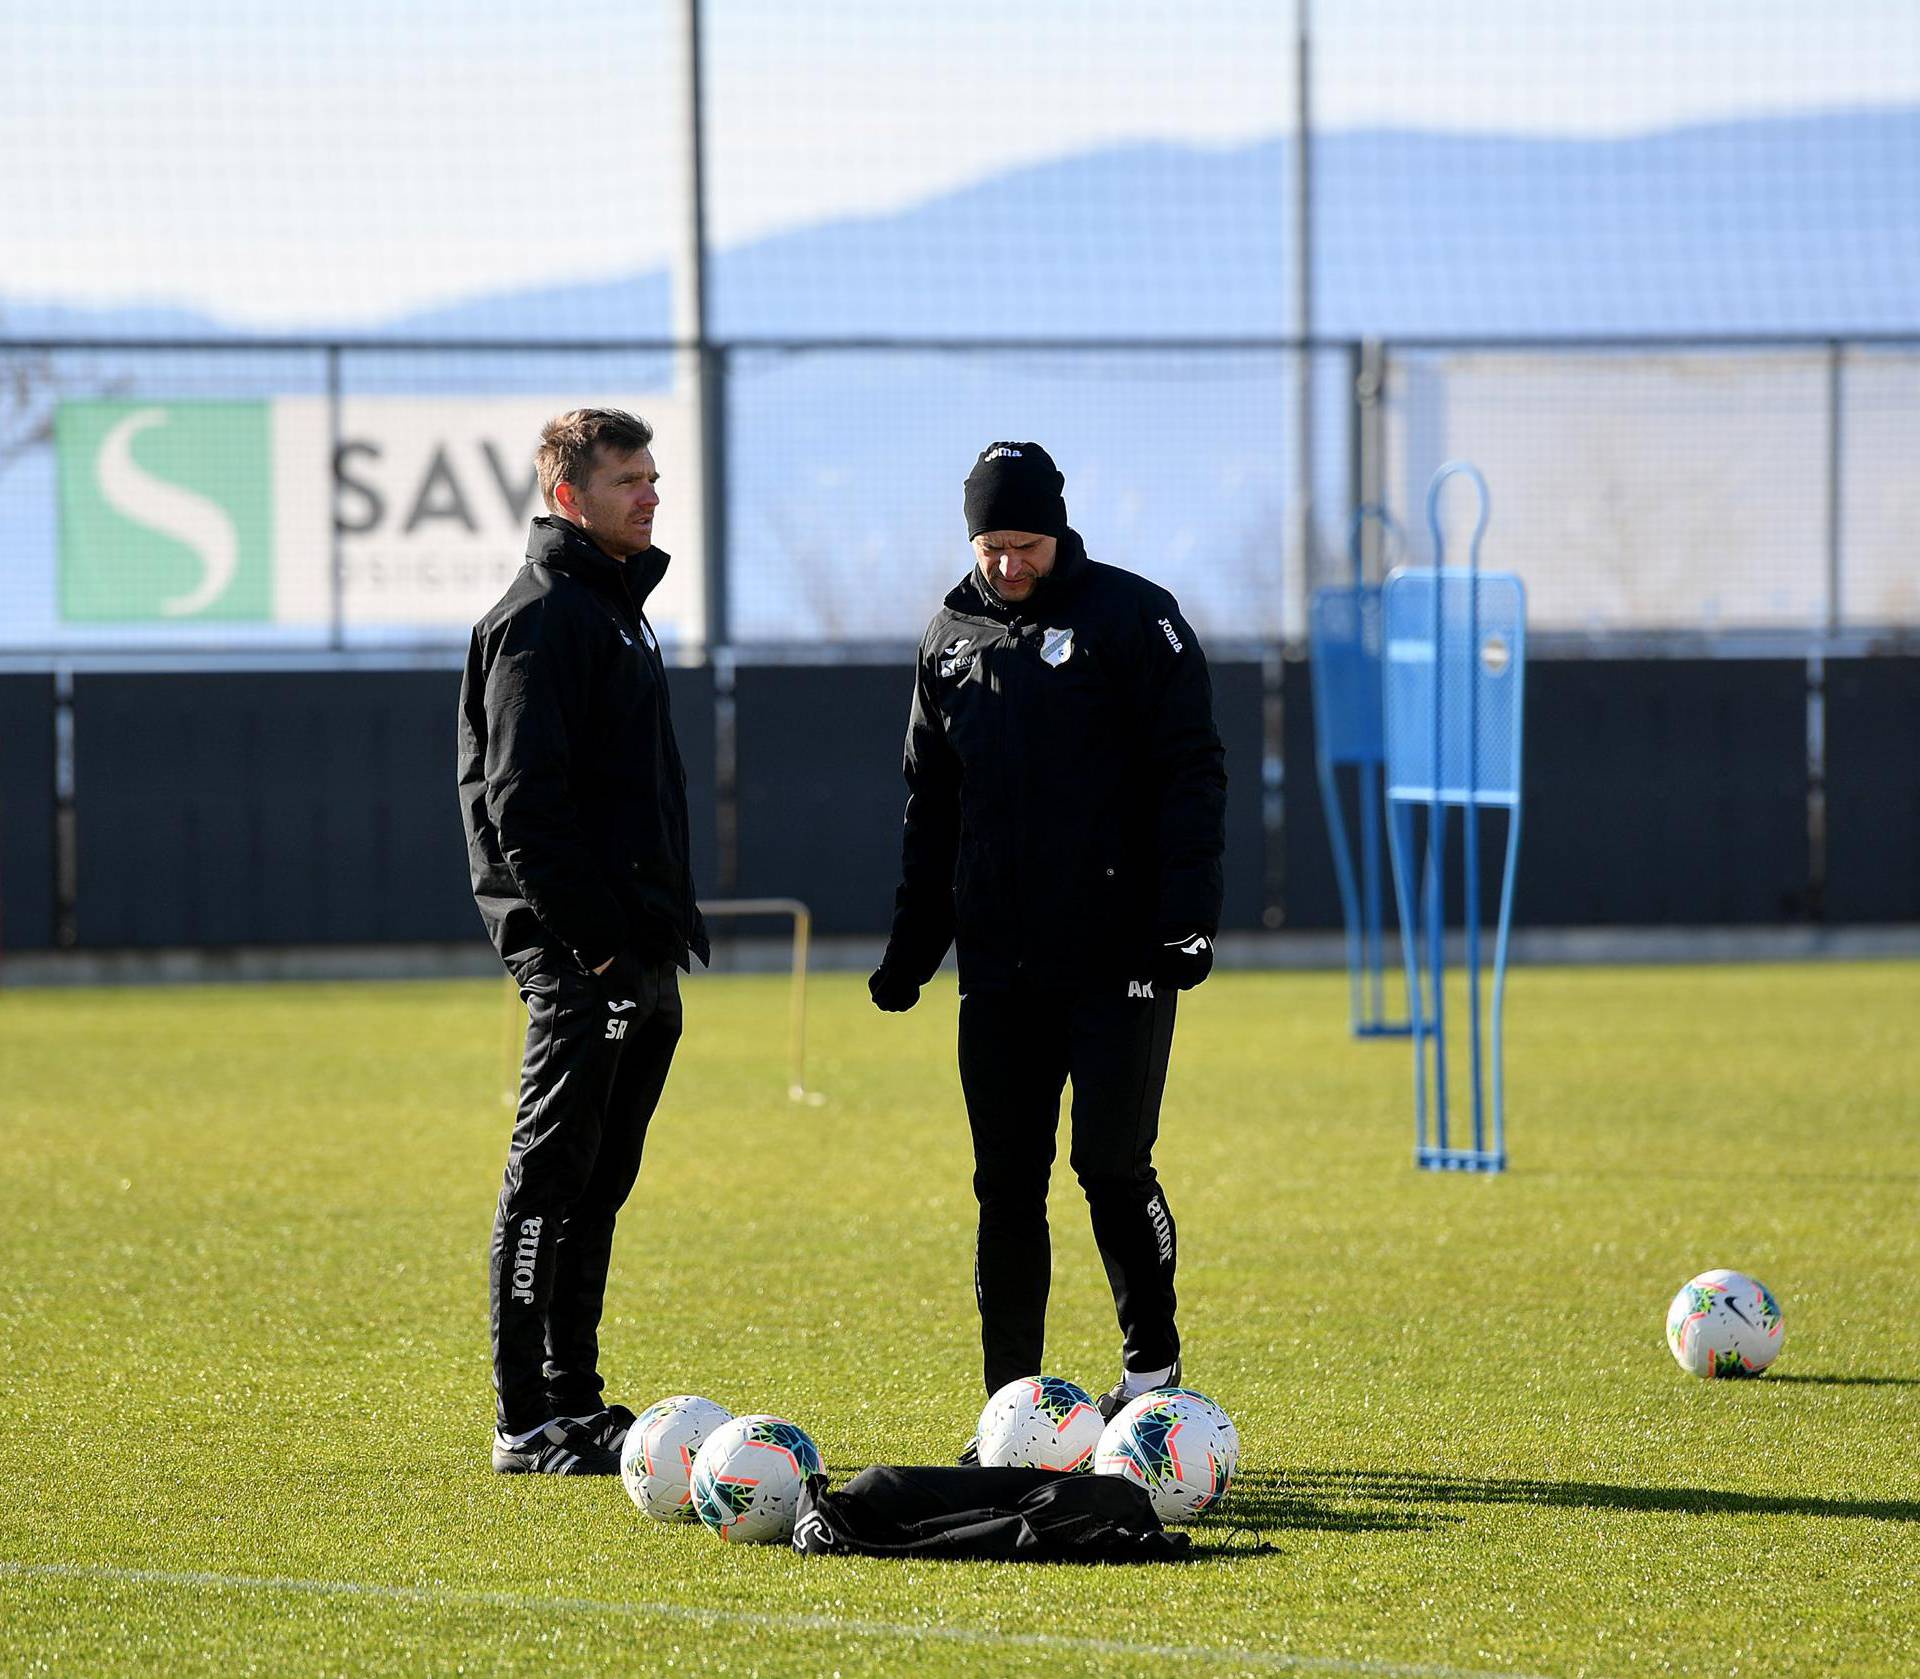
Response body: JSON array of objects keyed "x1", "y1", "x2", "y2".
[
  {"x1": 457, "y1": 407, "x2": 709, "y2": 1475},
  {"x1": 869, "y1": 442, "x2": 1227, "y2": 1435}
]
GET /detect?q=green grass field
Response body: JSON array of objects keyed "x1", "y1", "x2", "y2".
[{"x1": 2, "y1": 962, "x2": 1917, "y2": 1678}]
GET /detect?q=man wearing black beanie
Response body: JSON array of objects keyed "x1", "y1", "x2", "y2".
[{"x1": 870, "y1": 441, "x2": 1228, "y2": 1442}]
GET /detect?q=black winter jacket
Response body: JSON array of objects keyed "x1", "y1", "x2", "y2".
[
  {"x1": 458, "y1": 516, "x2": 709, "y2": 974},
  {"x1": 883, "y1": 530, "x2": 1227, "y2": 993}
]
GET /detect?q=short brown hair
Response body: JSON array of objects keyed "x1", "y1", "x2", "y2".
[{"x1": 535, "y1": 408, "x2": 654, "y2": 512}]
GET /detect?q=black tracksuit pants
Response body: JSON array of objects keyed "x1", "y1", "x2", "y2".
[
  {"x1": 489, "y1": 953, "x2": 682, "y2": 1435},
  {"x1": 958, "y1": 978, "x2": 1180, "y2": 1394}
]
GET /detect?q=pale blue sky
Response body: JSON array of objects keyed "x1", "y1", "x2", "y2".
[{"x1": 3, "y1": 0, "x2": 1915, "y2": 325}]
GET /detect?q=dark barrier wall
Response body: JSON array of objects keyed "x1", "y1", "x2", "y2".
[
  {"x1": 1825, "y1": 658, "x2": 1920, "y2": 923},
  {"x1": 733, "y1": 664, "x2": 914, "y2": 933},
  {"x1": 38, "y1": 656, "x2": 1915, "y2": 950},
  {"x1": 1279, "y1": 660, "x2": 1349, "y2": 933},
  {"x1": 670, "y1": 665, "x2": 719, "y2": 903},
  {"x1": 1212, "y1": 661, "x2": 1269, "y2": 932},
  {"x1": 71, "y1": 669, "x2": 716, "y2": 949},
  {"x1": 731, "y1": 661, "x2": 1269, "y2": 937},
  {"x1": 1521, "y1": 660, "x2": 1810, "y2": 924},
  {"x1": 74, "y1": 671, "x2": 477, "y2": 947},
  {"x1": 0, "y1": 675, "x2": 57, "y2": 951},
  {"x1": 1284, "y1": 658, "x2": 1812, "y2": 928}
]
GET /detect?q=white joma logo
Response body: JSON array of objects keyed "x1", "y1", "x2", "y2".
[
  {"x1": 1157, "y1": 617, "x2": 1184, "y2": 653},
  {"x1": 510, "y1": 1216, "x2": 544, "y2": 1303},
  {"x1": 793, "y1": 1513, "x2": 834, "y2": 1549},
  {"x1": 984, "y1": 447, "x2": 1023, "y2": 460},
  {"x1": 1146, "y1": 1195, "x2": 1174, "y2": 1264}
]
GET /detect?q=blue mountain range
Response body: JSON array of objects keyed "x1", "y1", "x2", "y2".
[{"x1": 6, "y1": 108, "x2": 1916, "y2": 343}]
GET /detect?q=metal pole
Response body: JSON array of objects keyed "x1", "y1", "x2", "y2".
[
  {"x1": 675, "y1": 0, "x2": 724, "y2": 651},
  {"x1": 1825, "y1": 341, "x2": 1844, "y2": 640},
  {"x1": 695, "y1": 897, "x2": 820, "y2": 1103},
  {"x1": 1344, "y1": 341, "x2": 1364, "y2": 583},
  {"x1": 1808, "y1": 341, "x2": 1843, "y2": 921},
  {"x1": 703, "y1": 347, "x2": 729, "y2": 651},
  {"x1": 1292, "y1": 0, "x2": 1314, "y2": 640},
  {"x1": 326, "y1": 344, "x2": 344, "y2": 652},
  {"x1": 713, "y1": 645, "x2": 739, "y2": 894},
  {"x1": 53, "y1": 665, "x2": 77, "y2": 948},
  {"x1": 787, "y1": 903, "x2": 811, "y2": 1103},
  {"x1": 1358, "y1": 341, "x2": 1386, "y2": 581},
  {"x1": 1262, "y1": 647, "x2": 1287, "y2": 930}
]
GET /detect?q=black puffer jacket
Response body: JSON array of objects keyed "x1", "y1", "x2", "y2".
[
  {"x1": 883, "y1": 530, "x2": 1226, "y2": 993},
  {"x1": 457, "y1": 516, "x2": 708, "y2": 973}
]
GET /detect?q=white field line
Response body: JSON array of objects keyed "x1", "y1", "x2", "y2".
[{"x1": 0, "y1": 1559, "x2": 1560, "y2": 1679}]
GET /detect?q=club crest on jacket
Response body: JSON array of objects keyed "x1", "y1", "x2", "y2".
[{"x1": 1041, "y1": 627, "x2": 1074, "y2": 667}]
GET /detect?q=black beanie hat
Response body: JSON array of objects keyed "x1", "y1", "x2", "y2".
[{"x1": 964, "y1": 441, "x2": 1068, "y2": 539}]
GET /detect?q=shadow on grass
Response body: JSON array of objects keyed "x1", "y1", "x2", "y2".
[
  {"x1": 1281, "y1": 1467, "x2": 1920, "y2": 1524},
  {"x1": 1518, "y1": 1168, "x2": 1920, "y2": 1187},
  {"x1": 1192, "y1": 1469, "x2": 1451, "y2": 1539},
  {"x1": 1761, "y1": 1373, "x2": 1920, "y2": 1387}
]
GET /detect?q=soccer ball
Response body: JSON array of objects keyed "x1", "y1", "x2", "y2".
[
  {"x1": 976, "y1": 1375, "x2": 1104, "y2": 1472},
  {"x1": 620, "y1": 1395, "x2": 733, "y2": 1520},
  {"x1": 1094, "y1": 1387, "x2": 1238, "y2": 1523},
  {"x1": 1666, "y1": 1269, "x2": 1785, "y2": 1378},
  {"x1": 688, "y1": 1414, "x2": 824, "y2": 1544}
]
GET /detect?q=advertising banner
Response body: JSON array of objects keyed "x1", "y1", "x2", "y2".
[{"x1": 47, "y1": 393, "x2": 705, "y2": 648}]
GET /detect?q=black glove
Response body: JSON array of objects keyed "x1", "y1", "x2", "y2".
[
  {"x1": 868, "y1": 965, "x2": 921, "y2": 1012},
  {"x1": 1154, "y1": 930, "x2": 1215, "y2": 992}
]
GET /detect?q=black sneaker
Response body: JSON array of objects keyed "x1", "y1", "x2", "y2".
[
  {"x1": 571, "y1": 1404, "x2": 637, "y2": 1455},
  {"x1": 492, "y1": 1417, "x2": 621, "y2": 1476},
  {"x1": 1096, "y1": 1357, "x2": 1183, "y2": 1422},
  {"x1": 957, "y1": 1436, "x2": 980, "y2": 1466}
]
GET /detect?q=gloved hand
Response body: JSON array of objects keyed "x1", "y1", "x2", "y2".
[
  {"x1": 868, "y1": 965, "x2": 922, "y2": 1012},
  {"x1": 1154, "y1": 930, "x2": 1215, "y2": 991}
]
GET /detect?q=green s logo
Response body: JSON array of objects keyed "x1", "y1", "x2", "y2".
[{"x1": 57, "y1": 401, "x2": 272, "y2": 622}]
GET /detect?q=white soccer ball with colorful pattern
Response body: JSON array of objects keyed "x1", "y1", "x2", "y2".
[
  {"x1": 1666, "y1": 1269, "x2": 1785, "y2": 1378},
  {"x1": 619, "y1": 1395, "x2": 733, "y2": 1520},
  {"x1": 976, "y1": 1375, "x2": 1105, "y2": 1473},
  {"x1": 688, "y1": 1414, "x2": 825, "y2": 1543},
  {"x1": 1093, "y1": 1387, "x2": 1238, "y2": 1523}
]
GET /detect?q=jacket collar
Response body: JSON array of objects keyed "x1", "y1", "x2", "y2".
[
  {"x1": 527, "y1": 514, "x2": 671, "y2": 605},
  {"x1": 945, "y1": 527, "x2": 1090, "y2": 621}
]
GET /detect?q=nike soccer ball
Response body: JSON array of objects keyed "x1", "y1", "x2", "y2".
[
  {"x1": 1094, "y1": 1387, "x2": 1238, "y2": 1522},
  {"x1": 688, "y1": 1414, "x2": 824, "y2": 1544},
  {"x1": 1666, "y1": 1269, "x2": 1785, "y2": 1378},
  {"x1": 620, "y1": 1395, "x2": 733, "y2": 1520},
  {"x1": 976, "y1": 1375, "x2": 1104, "y2": 1473}
]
